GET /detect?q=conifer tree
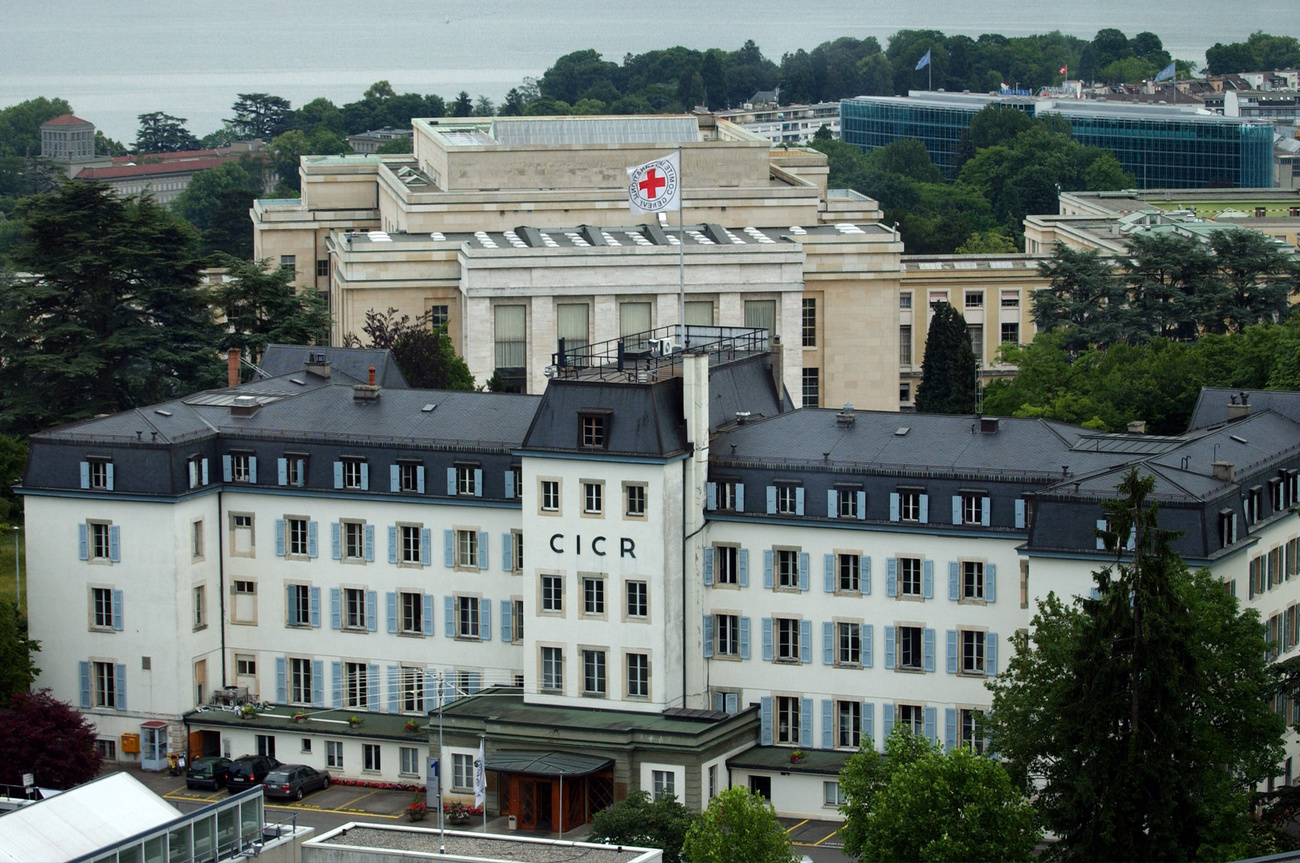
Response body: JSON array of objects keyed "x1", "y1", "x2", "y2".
[{"x1": 915, "y1": 301, "x2": 977, "y2": 414}]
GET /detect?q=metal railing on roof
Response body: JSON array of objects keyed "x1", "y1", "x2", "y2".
[{"x1": 548, "y1": 325, "x2": 768, "y2": 384}]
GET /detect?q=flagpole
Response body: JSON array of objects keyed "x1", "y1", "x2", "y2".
[{"x1": 678, "y1": 145, "x2": 686, "y2": 350}]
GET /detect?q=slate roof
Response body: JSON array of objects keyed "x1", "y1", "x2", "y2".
[
  {"x1": 1188, "y1": 387, "x2": 1300, "y2": 428},
  {"x1": 259, "y1": 344, "x2": 409, "y2": 388},
  {"x1": 707, "y1": 355, "x2": 789, "y2": 431},
  {"x1": 520, "y1": 379, "x2": 688, "y2": 459}
]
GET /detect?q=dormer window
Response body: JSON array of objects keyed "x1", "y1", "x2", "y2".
[
  {"x1": 580, "y1": 411, "x2": 610, "y2": 449},
  {"x1": 80, "y1": 458, "x2": 113, "y2": 491}
]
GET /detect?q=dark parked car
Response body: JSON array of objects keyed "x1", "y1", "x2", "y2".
[
  {"x1": 186, "y1": 755, "x2": 234, "y2": 790},
  {"x1": 263, "y1": 764, "x2": 331, "y2": 800},
  {"x1": 226, "y1": 754, "x2": 282, "y2": 793}
]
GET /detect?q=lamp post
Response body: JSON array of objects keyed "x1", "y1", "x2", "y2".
[
  {"x1": 12, "y1": 525, "x2": 18, "y2": 607},
  {"x1": 428, "y1": 670, "x2": 446, "y2": 854}
]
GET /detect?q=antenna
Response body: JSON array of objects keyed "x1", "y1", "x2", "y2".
[{"x1": 974, "y1": 358, "x2": 985, "y2": 416}]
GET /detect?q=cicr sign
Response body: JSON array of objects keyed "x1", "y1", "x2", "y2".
[{"x1": 548, "y1": 533, "x2": 636, "y2": 558}]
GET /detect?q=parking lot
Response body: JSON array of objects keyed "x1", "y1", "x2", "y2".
[{"x1": 164, "y1": 781, "x2": 412, "y2": 819}]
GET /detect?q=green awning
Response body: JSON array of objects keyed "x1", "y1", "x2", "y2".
[{"x1": 485, "y1": 750, "x2": 613, "y2": 778}]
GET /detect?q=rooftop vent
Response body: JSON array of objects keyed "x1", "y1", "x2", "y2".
[
  {"x1": 836, "y1": 403, "x2": 856, "y2": 427},
  {"x1": 354, "y1": 365, "x2": 381, "y2": 401},
  {"x1": 230, "y1": 395, "x2": 261, "y2": 417},
  {"x1": 979, "y1": 416, "x2": 1000, "y2": 434},
  {"x1": 1226, "y1": 391, "x2": 1251, "y2": 420},
  {"x1": 1213, "y1": 461, "x2": 1235, "y2": 482},
  {"x1": 305, "y1": 352, "x2": 331, "y2": 379},
  {"x1": 735, "y1": 411, "x2": 752, "y2": 425},
  {"x1": 1127, "y1": 420, "x2": 1147, "y2": 434}
]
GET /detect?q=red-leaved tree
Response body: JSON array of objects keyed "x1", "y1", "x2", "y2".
[{"x1": 0, "y1": 690, "x2": 102, "y2": 789}]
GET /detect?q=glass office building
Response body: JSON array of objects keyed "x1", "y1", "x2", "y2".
[{"x1": 841, "y1": 92, "x2": 1274, "y2": 189}]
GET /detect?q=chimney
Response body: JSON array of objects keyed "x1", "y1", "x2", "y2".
[
  {"x1": 1127, "y1": 420, "x2": 1146, "y2": 434},
  {"x1": 836, "y1": 403, "x2": 856, "y2": 427},
  {"x1": 1213, "y1": 461, "x2": 1235, "y2": 482},
  {"x1": 227, "y1": 348, "x2": 241, "y2": 388},
  {"x1": 1226, "y1": 391, "x2": 1250, "y2": 420},
  {"x1": 769, "y1": 336, "x2": 784, "y2": 412},
  {"x1": 979, "y1": 416, "x2": 1000, "y2": 434},
  {"x1": 353, "y1": 366, "x2": 381, "y2": 401},
  {"x1": 306, "y1": 352, "x2": 331, "y2": 379}
]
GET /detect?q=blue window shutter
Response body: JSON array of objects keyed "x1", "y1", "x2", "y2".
[
  {"x1": 444, "y1": 530, "x2": 454, "y2": 568},
  {"x1": 763, "y1": 550, "x2": 774, "y2": 589},
  {"x1": 861, "y1": 556, "x2": 871, "y2": 595},
  {"x1": 798, "y1": 552, "x2": 810, "y2": 591},
  {"x1": 423, "y1": 594, "x2": 435, "y2": 637},
  {"x1": 889, "y1": 492, "x2": 900, "y2": 522},
  {"x1": 480, "y1": 599, "x2": 491, "y2": 641},
  {"x1": 857, "y1": 491, "x2": 866, "y2": 520},
  {"x1": 115, "y1": 664, "x2": 127, "y2": 710},
  {"x1": 822, "y1": 699, "x2": 834, "y2": 749},
  {"x1": 501, "y1": 599, "x2": 512, "y2": 642},
  {"x1": 761, "y1": 618, "x2": 773, "y2": 661},
  {"x1": 309, "y1": 587, "x2": 321, "y2": 627},
  {"x1": 736, "y1": 484, "x2": 745, "y2": 511},
  {"x1": 331, "y1": 522, "x2": 342, "y2": 560},
  {"x1": 986, "y1": 632, "x2": 998, "y2": 676},
  {"x1": 386, "y1": 592, "x2": 398, "y2": 633},
  {"x1": 391, "y1": 464, "x2": 400, "y2": 492},
  {"x1": 738, "y1": 549, "x2": 749, "y2": 587},
  {"x1": 862, "y1": 702, "x2": 874, "y2": 749},
  {"x1": 503, "y1": 534, "x2": 513, "y2": 572},
  {"x1": 981, "y1": 497, "x2": 991, "y2": 527},
  {"x1": 421, "y1": 529, "x2": 433, "y2": 567},
  {"x1": 760, "y1": 697, "x2": 773, "y2": 745},
  {"x1": 822, "y1": 621, "x2": 834, "y2": 665},
  {"x1": 924, "y1": 706, "x2": 936, "y2": 744},
  {"x1": 923, "y1": 628, "x2": 936, "y2": 672},
  {"x1": 703, "y1": 616, "x2": 714, "y2": 658},
  {"x1": 703, "y1": 548, "x2": 715, "y2": 586},
  {"x1": 922, "y1": 560, "x2": 934, "y2": 599},
  {"x1": 443, "y1": 677, "x2": 455, "y2": 705},
  {"x1": 447, "y1": 467, "x2": 457, "y2": 496},
  {"x1": 478, "y1": 532, "x2": 489, "y2": 570},
  {"x1": 882, "y1": 703, "x2": 894, "y2": 740},
  {"x1": 275, "y1": 519, "x2": 286, "y2": 557},
  {"x1": 862, "y1": 624, "x2": 873, "y2": 668},
  {"x1": 246, "y1": 455, "x2": 258, "y2": 482},
  {"x1": 707, "y1": 482, "x2": 717, "y2": 511},
  {"x1": 105, "y1": 463, "x2": 114, "y2": 490},
  {"x1": 795, "y1": 487, "x2": 805, "y2": 516},
  {"x1": 388, "y1": 526, "x2": 398, "y2": 564},
  {"x1": 368, "y1": 528, "x2": 377, "y2": 565},
  {"x1": 333, "y1": 462, "x2": 343, "y2": 489},
  {"x1": 78, "y1": 523, "x2": 89, "y2": 560},
  {"x1": 946, "y1": 630, "x2": 959, "y2": 674},
  {"x1": 886, "y1": 558, "x2": 897, "y2": 597},
  {"x1": 200, "y1": 458, "x2": 208, "y2": 485},
  {"x1": 425, "y1": 670, "x2": 437, "y2": 707},
  {"x1": 952, "y1": 495, "x2": 962, "y2": 525},
  {"x1": 800, "y1": 698, "x2": 813, "y2": 748},
  {"x1": 827, "y1": 489, "x2": 837, "y2": 519},
  {"x1": 79, "y1": 462, "x2": 90, "y2": 489},
  {"x1": 223, "y1": 455, "x2": 233, "y2": 483},
  {"x1": 919, "y1": 493, "x2": 929, "y2": 523},
  {"x1": 985, "y1": 564, "x2": 997, "y2": 603},
  {"x1": 766, "y1": 486, "x2": 776, "y2": 514},
  {"x1": 278, "y1": 458, "x2": 288, "y2": 486},
  {"x1": 312, "y1": 661, "x2": 324, "y2": 706},
  {"x1": 388, "y1": 666, "x2": 399, "y2": 713},
  {"x1": 330, "y1": 588, "x2": 341, "y2": 630},
  {"x1": 800, "y1": 619, "x2": 812, "y2": 664},
  {"x1": 108, "y1": 526, "x2": 120, "y2": 562},
  {"x1": 1014, "y1": 498, "x2": 1025, "y2": 529},
  {"x1": 945, "y1": 708, "x2": 958, "y2": 752},
  {"x1": 1096, "y1": 518, "x2": 1107, "y2": 550},
  {"x1": 112, "y1": 590, "x2": 123, "y2": 631},
  {"x1": 275, "y1": 657, "x2": 287, "y2": 703},
  {"x1": 504, "y1": 470, "x2": 514, "y2": 499},
  {"x1": 359, "y1": 463, "x2": 369, "y2": 491},
  {"x1": 884, "y1": 626, "x2": 896, "y2": 669},
  {"x1": 417, "y1": 466, "x2": 426, "y2": 494},
  {"x1": 79, "y1": 662, "x2": 91, "y2": 708},
  {"x1": 444, "y1": 596, "x2": 454, "y2": 638},
  {"x1": 307, "y1": 521, "x2": 318, "y2": 558},
  {"x1": 474, "y1": 469, "x2": 483, "y2": 497},
  {"x1": 949, "y1": 561, "x2": 960, "y2": 601},
  {"x1": 367, "y1": 664, "x2": 379, "y2": 712},
  {"x1": 739, "y1": 617, "x2": 751, "y2": 659},
  {"x1": 467, "y1": 673, "x2": 481, "y2": 695},
  {"x1": 824, "y1": 554, "x2": 835, "y2": 592}
]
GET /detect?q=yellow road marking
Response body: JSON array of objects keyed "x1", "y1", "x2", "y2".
[
  {"x1": 337, "y1": 789, "x2": 381, "y2": 809},
  {"x1": 784, "y1": 819, "x2": 809, "y2": 834},
  {"x1": 810, "y1": 828, "x2": 841, "y2": 846}
]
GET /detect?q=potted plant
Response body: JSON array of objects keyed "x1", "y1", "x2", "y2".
[
  {"x1": 238, "y1": 704, "x2": 257, "y2": 720},
  {"x1": 293, "y1": 711, "x2": 308, "y2": 724},
  {"x1": 348, "y1": 715, "x2": 363, "y2": 728},
  {"x1": 404, "y1": 719, "x2": 421, "y2": 733},
  {"x1": 444, "y1": 802, "x2": 471, "y2": 825},
  {"x1": 789, "y1": 749, "x2": 806, "y2": 764},
  {"x1": 407, "y1": 793, "x2": 428, "y2": 822}
]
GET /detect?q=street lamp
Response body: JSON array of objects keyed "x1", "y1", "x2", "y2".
[
  {"x1": 427, "y1": 670, "x2": 446, "y2": 854},
  {"x1": 12, "y1": 525, "x2": 18, "y2": 607}
]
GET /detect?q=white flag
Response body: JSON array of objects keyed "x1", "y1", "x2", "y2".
[
  {"x1": 474, "y1": 740, "x2": 486, "y2": 808},
  {"x1": 627, "y1": 152, "x2": 680, "y2": 215}
]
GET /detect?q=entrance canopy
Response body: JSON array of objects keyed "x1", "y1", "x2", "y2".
[{"x1": 485, "y1": 750, "x2": 613, "y2": 778}]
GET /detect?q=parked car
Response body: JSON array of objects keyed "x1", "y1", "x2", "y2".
[
  {"x1": 225, "y1": 754, "x2": 282, "y2": 793},
  {"x1": 185, "y1": 755, "x2": 234, "y2": 790},
  {"x1": 262, "y1": 764, "x2": 331, "y2": 800}
]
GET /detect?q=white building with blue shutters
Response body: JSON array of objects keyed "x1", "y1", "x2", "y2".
[{"x1": 18, "y1": 342, "x2": 1300, "y2": 820}]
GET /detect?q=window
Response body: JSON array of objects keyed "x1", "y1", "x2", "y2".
[
  {"x1": 836, "y1": 700, "x2": 861, "y2": 748},
  {"x1": 279, "y1": 255, "x2": 296, "y2": 272},
  {"x1": 900, "y1": 292, "x2": 912, "y2": 310},
  {"x1": 344, "y1": 588, "x2": 367, "y2": 630},
  {"x1": 341, "y1": 459, "x2": 365, "y2": 490},
  {"x1": 715, "y1": 546, "x2": 738, "y2": 585},
  {"x1": 776, "y1": 549, "x2": 799, "y2": 588},
  {"x1": 716, "y1": 614, "x2": 739, "y2": 657},
  {"x1": 512, "y1": 600, "x2": 524, "y2": 643},
  {"x1": 625, "y1": 484, "x2": 646, "y2": 518},
  {"x1": 968, "y1": 325, "x2": 983, "y2": 361},
  {"x1": 457, "y1": 529, "x2": 479, "y2": 568},
  {"x1": 430, "y1": 305, "x2": 449, "y2": 329},
  {"x1": 583, "y1": 577, "x2": 605, "y2": 616},
  {"x1": 964, "y1": 291, "x2": 983, "y2": 308},
  {"x1": 897, "y1": 703, "x2": 924, "y2": 735},
  {"x1": 1220, "y1": 510, "x2": 1238, "y2": 547},
  {"x1": 898, "y1": 557, "x2": 922, "y2": 596},
  {"x1": 191, "y1": 520, "x2": 204, "y2": 560},
  {"x1": 685, "y1": 300, "x2": 713, "y2": 326},
  {"x1": 961, "y1": 493, "x2": 985, "y2": 525},
  {"x1": 89, "y1": 522, "x2": 113, "y2": 561},
  {"x1": 802, "y1": 298, "x2": 816, "y2": 347},
  {"x1": 583, "y1": 481, "x2": 604, "y2": 515},
  {"x1": 230, "y1": 453, "x2": 252, "y2": 483},
  {"x1": 620, "y1": 301, "x2": 653, "y2": 346},
  {"x1": 86, "y1": 459, "x2": 111, "y2": 490},
  {"x1": 824, "y1": 781, "x2": 845, "y2": 806},
  {"x1": 193, "y1": 585, "x2": 206, "y2": 630},
  {"x1": 342, "y1": 521, "x2": 365, "y2": 561},
  {"x1": 581, "y1": 414, "x2": 608, "y2": 449},
  {"x1": 716, "y1": 480, "x2": 741, "y2": 511},
  {"x1": 775, "y1": 486, "x2": 798, "y2": 515},
  {"x1": 457, "y1": 596, "x2": 481, "y2": 639},
  {"x1": 236, "y1": 655, "x2": 256, "y2": 676},
  {"x1": 285, "y1": 457, "x2": 305, "y2": 487},
  {"x1": 231, "y1": 513, "x2": 254, "y2": 556},
  {"x1": 961, "y1": 630, "x2": 986, "y2": 674},
  {"x1": 95, "y1": 739, "x2": 117, "y2": 762},
  {"x1": 776, "y1": 618, "x2": 801, "y2": 662},
  {"x1": 960, "y1": 709, "x2": 985, "y2": 754},
  {"x1": 494, "y1": 304, "x2": 526, "y2": 371},
  {"x1": 1247, "y1": 487, "x2": 1265, "y2": 524},
  {"x1": 540, "y1": 480, "x2": 560, "y2": 512},
  {"x1": 187, "y1": 456, "x2": 207, "y2": 489},
  {"x1": 400, "y1": 592, "x2": 423, "y2": 634},
  {"x1": 541, "y1": 575, "x2": 563, "y2": 613},
  {"x1": 626, "y1": 581, "x2": 648, "y2": 618},
  {"x1": 776, "y1": 695, "x2": 801, "y2": 744},
  {"x1": 627, "y1": 652, "x2": 649, "y2": 697},
  {"x1": 899, "y1": 325, "x2": 912, "y2": 366},
  {"x1": 510, "y1": 531, "x2": 524, "y2": 572},
  {"x1": 398, "y1": 462, "x2": 422, "y2": 493},
  {"x1": 398, "y1": 667, "x2": 424, "y2": 713},
  {"x1": 451, "y1": 752, "x2": 474, "y2": 790},
  {"x1": 541, "y1": 646, "x2": 564, "y2": 691},
  {"x1": 400, "y1": 747, "x2": 421, "y2": 776},
  {"x1": 363, "y1": 744, "x2": 381, "y2": 772},
  {"x1": 898, "y1": 626, "x2": 923, "y2": 670},
  {"x1": 743, "y1": 299, "x2": 776, "y2": 336},
  {"x1": 344, "y1": 662, "x2": 368, "y2": 708},
  {"x1": 652, "y1": 770, "x2": 675, "y2": 801},
  {"x1": 900, "y1": 382, "x2": 911, "y2": 404},
  {"x1": 91, "y1": 587, "x2": 116, "y2": 630},
  {"x1": 256, "y1": 735, "x2": 275, "y2": 759},
  {"x1": 316, "y1": 259, "x2": 329, "y2": 278},
  {"x1": 326, "y1": 740, "x2": 344, "y2": 768},
  {"x1": 962, "y1": 561, "x2": 985, "y2": 601},
  {"x1": 898, "y1": 490, "x2": 921, "y2": 521},
  {"x1": 839, "y1": 554, "x2": 860, "y2": 592},
  {"x1": 837, "y1": 622, "x2": 861, "y2": 666},
  {"x1": 1001, "y1": 322, "x2": 1019, "y2": 345},
  {"x1": 1000, "y1": 291, "x2": 1019, "y2": 308},
  {"x1": 837, "y1": 488, "x2": 860, "y2": 519},
  {"x1": 583, "y1": 650, "x2": 607, "y2": 696},
  {"x1": 455, "y1": 465, "x2": 476, "y2": 496},
  {"x1": 93, "y1": 661, "x2": 117, "y2": 708},
  {"x1": 286, "y1": 584, "x2": 311, "y2": 627},
  {"x1": 802, "y1": 368, "x2": 820, "y2": 408},
  {"x1": 401, "y1": 525, "x2": 422, "y2": 565},
  {"x1": 287, "y1": 518, "x2": 309, "y2": 557}
]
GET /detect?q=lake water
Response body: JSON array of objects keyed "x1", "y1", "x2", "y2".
[{"x1": 1, "y1": 0, "x2": 1293, "y2": 143}]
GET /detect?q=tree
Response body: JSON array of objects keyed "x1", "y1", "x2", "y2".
[
  {"x1": 0, "y1": 599, "x2": 38, "y2": 703},
  {"x1": 0, "y1": 181, "x2": 224, "y2": 437},
  {"x1": 229, "y1": 93, "x2": 292, "y2": 140},
  {"x1": 988, "y1": 469, "x2": 1286, "y2": 862},
  {"x1": 839, "y1": 729, "x2": 1040, "y2": 862},
  {"x1": 588, "y1": 791, "x2": 696, "y2": 863},
  {"x1": 955, "y1": 229, "x2": 1017, "y2": 254},
  {"x1": 215, "y1": 259, "x2": 330, "y2": 369},
  {"x1": 348, "y1": 308, "x2": 474, "y2": 391},
  {"x1": 451, "y1": 91, "x2": 474, "y2": 117},
  {"x1": 968, "y1": 103, "x2": 1032, "y2": 150},
  {"x1": 0, "y1": 690, "x2": 100, "y2": 789},
  {"x1": 170, "y1": 160, "x2": 267, "y2": 258},
  {"x1": 94, "y1": 130, "x2": 128, "y2": 157},
  {"x1": 133, "y1": 112, "x2": 200, "y2": 153},
  {"x1": 268, "y1": 128, "x2": 350, "y2": 192},
  {"x1": 681, "y1": 787, "x2": 791, "y2": 863},
  {"x1": 1032, "y1": 243, "x2": 1126, "y2": 350},
  {"x1": 915, "y1": 301, "x2": 976, "y2": 414},
  {"x1": 0, "y1": 435, "x2": 26, "y2": 525},
  {"x1": 0, "y1": 97, "x2": 73, "y2": 158}
]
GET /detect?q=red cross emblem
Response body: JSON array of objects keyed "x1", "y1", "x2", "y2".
[
  {"x1": 638, "y1": 168, "x2": 667, "y2": 200},
  {"x1": 628, "y1": 156, "x2": 679, "y2": 213}
]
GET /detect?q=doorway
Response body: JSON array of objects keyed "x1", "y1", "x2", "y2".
[
  {"x1": 749, "y1": 775, "x2": 772, "y2": 800},
  {"x1": 518, "y1": 778, "x2": 553, "y2": 830}
]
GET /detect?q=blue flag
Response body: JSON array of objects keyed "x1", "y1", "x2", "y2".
[
  {"x1": 1155, "y1": 61, "x2": 1176, "y2": 82},
  {"x1": 915, "y1": 49, "x2": 931, "y2": 71}
]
